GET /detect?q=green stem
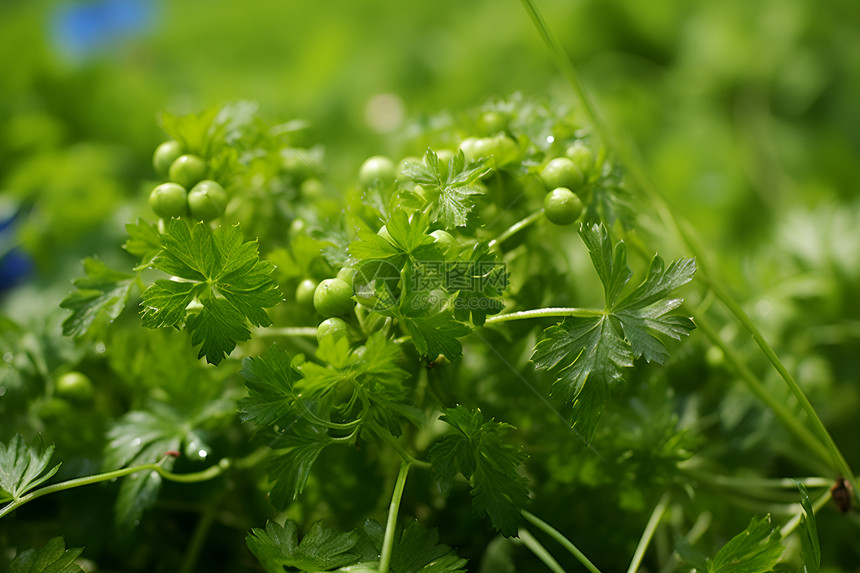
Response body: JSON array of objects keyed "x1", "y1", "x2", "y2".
[
  {"x1": 517, "y1": 528, "x2": 565, "y2": 573},
  {"x1": 519, "y1": 0, "x2": 858, "y2": 503},
  {"x1": 779, "y1": 488, "x2": 831, "y2": 539},
  {"x1": 627, "y1": 493, "x2": 670, "y2": 573},
  {"x1": 379, "y1": 461, "x2": 411, "y2": 573},
  {"x1": 681, "y1": 471, "x2": 832, "y2": 492},
  {"x1": 694, "y1": 314, "x2": 832, "y2": 467},
  {"x1": 518, "y1": 0, "x2": 612, "y2": 149},
  {"x1": 705, "y1": 277, "x2": 859, "y2": 498},
  {"x1": 485, "y1": 307, "x2": 605, "y2": 325},
  {"x1": 521, "y1": 510, "x2": 603, "y2": 573},
  {"x1": 488, "y1": 210, "x2": 545, "y2": 250},
  {"x1": 253, "y1": 326, "x2": 318, "y2": 338},
  {"x1": 0, "y1": 448, "x2": 269, "y2": 520}
]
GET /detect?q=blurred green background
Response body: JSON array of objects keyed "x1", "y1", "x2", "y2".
[{"x1": 3, "y1": 0, "x2": 860, "y2": 286}]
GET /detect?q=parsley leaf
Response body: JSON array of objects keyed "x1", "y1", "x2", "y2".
[
  {"x1": 797, "y1": 482, "x2": 821, "y2": 573},
  {"x1": 267, "y1": 423, "x2": 333, "y2": 506},
  {"x1": 239, "y1": 344, "x2": 341, "y2": 503},
  {"x1": 709, "y1": 515, "x2": 784, "y2": 573},
  {"x1": 123, "y1": 218, "x2": 162, "y2": 268},
  {"x1": 140, "y1": 219, "x2": 282, "y2": 364},
  {"x1": 400, "y1": 150, "x2": 491, "y2": 229},
  {"x1": 104, "y1": 383, "x2": 235, "y2": 525},
  {"x1": 448, "y1": 242, "x2": 508, "y2": 326},
  {"x1": 239, "y1": 343, "x2": 304, "y2": 428},
  {"x1": 246, "y1": 519, "x2": 360, "y2": 573},
  {"x1": 8, "y1": 537, "x2": 84, "y2": 573},
  {"x1": 356, "y1": 519, "x2": 468, "y2": 573},
  {"x1": 300, "y1": 332, "x2": 418, "y2": 436},
  {"x1": 582, "y1": 167, "x2": 637, "y2": 231},
  {"x1": 60, "y1": 258, "x2": 135, "y2": 337},
  {"x1": 383, "y1": 294, "x2": 471, "y2": 361},
  {"x1": 532, "y1": 223, "x2": 695, "y2": 441},
  {"x1": 675, "y1": 515, "x2": 784, "y2": 573},
  {"x1": 428, "y1": 406, "x2": 529, "y2": 536},
  {"x1": 0, "y1": 435, "x2": 61, "y2": 504}
]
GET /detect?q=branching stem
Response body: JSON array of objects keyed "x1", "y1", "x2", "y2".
[
  {"x1": 485, "y1": 307, "x2": 604, "y2": 325},
  {"x1": 0, "y1": 455, "x2": 244, "y2": 520}
]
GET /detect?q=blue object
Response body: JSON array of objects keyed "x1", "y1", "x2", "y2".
[
  {"x1": 0, "y1": 207, "x2": 33, "y2": 293},
  {"x1": 51, "y1": 0, "x2": 155, "y2": 61}
]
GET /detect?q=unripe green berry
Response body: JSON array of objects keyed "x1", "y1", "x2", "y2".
[
  {"x1": 149, "y1": 182, "x2": 188, "y2": 218},
  {"x1": 295, "y1": 278, "x2": 318, "y2": 305},
  {"x1": 336, "y1": 267, "x2": 356, "y2": 289},
  {"x1": 359, "y1": 155, "x2": 396, "y2": 187},
  {"x1": 543, "y1": 187, "x2": 584, "y2": 226},
  {"x1": 153, "y1": 140, "x2": 183, "y2": 177},
  {"x1": 316, "y1": 317, "x2": 350, "y2": 344},
  {"x1": 188, "y1": 180, "x2": 227, "y2": 221},
  {"x1": 313, "y1": 278, "x2": 354, "y2": 317},
  {"x1": 565, "y1": 141, "x2": 595, "y2": 175},
  {"x1": 168, "y1": 154, "x2": 207, "y2": 189},
  {"x1": 540, "y1": 157, "x2": 584, "y2": 191},
  {"x1": 55, "y1": 371, "x2": 94, "y2": 401}
]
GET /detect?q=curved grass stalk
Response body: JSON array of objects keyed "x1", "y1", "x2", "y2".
[
  {"x1": 521, "y1": 510, "x2": 603, "y2": 573},
  {"x1": 518, "y1": 0, "x2": 858, "y2": 503},
  {"x1": 517, "y1": 528, "x2": 566, "y2": 573},
  {"x1": 693, "y1": 314, "x2": 832, "y2": 466},
  {"x1": 627, "y1": 493, "x2": 670, "y2": 573}
]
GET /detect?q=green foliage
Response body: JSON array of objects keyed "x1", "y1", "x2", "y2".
[
  {"x1": 2, "y1": 18, "x2": 859, "y2": 568},
  {"x1": 710, "y1": 515, "x2": 784, "y2": 573},
  {"x1": 797, "y1": 482, "x2": 820, "y2": 573},
  {"x1": 247, "y1": 519, "x2": 360, "y2": 573},
  {"x1": 140, "y1": 219, "x2": 282, "y2": 364},
  {"x1": 246, "y1": 519, "x2": 467, "y2": 573},
  {"x1": 0, "y1": 434, "x2": 60, "y2": 504},
  {"x1": 429, "y1": 406, "x2": 529, "y2": 536},
  {"x1": 399, "y1": 150, "x2": 492, "y2": 229},
  {"x1": 8, "y1": 537, "x2": 84, "y2": 573},
  {"x1": 59, "y1": 258, "x2": 135, "y2": 337},
  {"x1": 677, "y1": 515, "x2": 784, "y2": 573},
  {"x1": 532, "y1": 223, "x2": 695, "y2": 441}
]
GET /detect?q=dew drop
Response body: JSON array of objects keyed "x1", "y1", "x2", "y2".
[
  {"x1": 95, "y1": 342, "x2": 106, "y2": 354},
  {"x1": 2, "y1": 352, "x2": 12, "y2": 363},
  {"x1": 197, "y1": 449, "x2": 209, "y2": 459},
  {"x1": 0, "y1": 386, "x2": 6, "y2": 397},
  {"x1": 130, "y1": 438, "x2": 142, "y2": 448},
  {"x1": 546, "y1": 135, "x2": 555, "y2": 144}
]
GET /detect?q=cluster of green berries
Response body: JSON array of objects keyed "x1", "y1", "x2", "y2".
[
  {"x1": 539, "y1": 140, "x2": 594, "y2": 225},
  {"x1": 354, "y1": 110, "x2": 595, "y2": 228},
  {"x1": 149, "y1": 140, "x2": 227, "y2": 221},
  {"x1": 294, "y1": 267, "x2": 357, "y2": 345}
]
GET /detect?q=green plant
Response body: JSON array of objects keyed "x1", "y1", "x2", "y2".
[{"x1": 2, "y1": 2, "x2": 858, "y2": 571}]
